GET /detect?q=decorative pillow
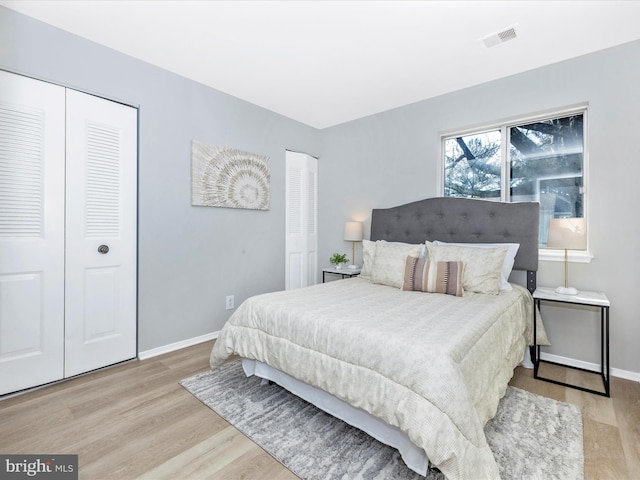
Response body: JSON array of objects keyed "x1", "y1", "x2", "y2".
[
  {"x1": 370, "y1": 241, "x2": 423, "y2": 289},
  {"x1": 425, "y1": 241, "x2": 508, "y2": 295},
  {"x1": 433, "y1": 241, "x2": 520, "y2": 291},
  {"x1": 359, "y1": 239, "x2": 377, "y2": 280},
  {"x1": 402, "y1": 257, "x2": 464, "y2": 297}
]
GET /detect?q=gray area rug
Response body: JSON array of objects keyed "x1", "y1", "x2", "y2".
[{"x1": 180, "y1": 361, "x2": 583, "y2": 479}]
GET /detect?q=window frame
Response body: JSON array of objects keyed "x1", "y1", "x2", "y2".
[{"x1": 438, "y1": 104, "x2": 592, "y2": 263}]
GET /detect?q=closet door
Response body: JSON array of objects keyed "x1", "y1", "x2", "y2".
[
  {"x1": 285, "y1": 151, "x2": 317, "y2": 289},
  {"x1": 64, "y1": 90, "x2": 137, "y2": 377},
  {"x1": 0, "y1": 71, "x2": 66, "y2": 395}
]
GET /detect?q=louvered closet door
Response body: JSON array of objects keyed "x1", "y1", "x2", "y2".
[
  {"x1": 64, "y1": 90, "x2": 137, "y2": 377},
  {"x1": 305, "y1": 158, "x2": 318, "y2": 285},
  {"x1": 0, "y1": 71, "x2": 66, "y2": 395},
  {"x1": 285, "y1": 151, "x2": 317, "y2": 290}
]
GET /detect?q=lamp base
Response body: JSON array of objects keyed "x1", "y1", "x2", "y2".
[
  {"x1": 555, "y1": 286, "x2": 579, "y2": 295},
  {"x1": 348, "y1": 264, "x2": 360, "y2": 270}
]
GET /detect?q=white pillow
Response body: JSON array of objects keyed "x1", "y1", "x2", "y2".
[
  {"x1": 360, "y1": 239, "x2": 377, "y2": 280},
  {"x1": 370, "y1": 240, "x2": 423, "y2": 289},
  {"x1": 425, "y1": 241, "x2": 508, "y2": 295},
  {"x1": 433, "y1": 241, "x2": 520, "y2": 291}
]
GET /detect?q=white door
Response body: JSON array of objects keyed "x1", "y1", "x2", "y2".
[
  {"x1": 0, "y1": 71, "x2": 66, "y2": 394},
  {"x1": 285, "y1": 151, "x2": 317, "y2": 289},
  {"x1": 64, "y1": 90, "x2": 137, "y2": 377}
]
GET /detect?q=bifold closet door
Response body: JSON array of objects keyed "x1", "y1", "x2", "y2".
[
  {"x1": 285, "y1": 151, "x2": 317, "y2": 290},
  {"x1": 0, "y1": 72, "x2": 137, "y2": 395},
  {"x1": 64, "y1": 89, "x2": 137, "y2": 377},
  {"x1": 0, "y1": 71, "x2": 66, "y2": 395}
]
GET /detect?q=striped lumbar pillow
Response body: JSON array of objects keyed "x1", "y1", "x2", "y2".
[{"x1": 402, "y1": 256, "x2": 464, "y2": 297}]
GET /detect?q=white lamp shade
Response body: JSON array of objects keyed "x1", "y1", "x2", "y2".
[
  {"x1": 344, "y1": 221, "x2": 364, "y2": 242},
  {"x1": 547, "y1": 218, "x2": 587, "y2": 250}
]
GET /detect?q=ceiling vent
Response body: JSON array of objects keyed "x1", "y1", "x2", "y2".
[{"x1": 481, "y1": 26, "x2": 518, "y2": 48}]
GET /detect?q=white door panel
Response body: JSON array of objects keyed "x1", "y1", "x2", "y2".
[
  {"x1": 306, "y1": 166, "x2": 318, "y2": 284},
  {"x1": 287, "y1": 253, "x2": 303, "y2": 290},
  {"x1": 0, "y1": 70, "x2": 65, "y2": 395},
  {"x1": 0, "y1": 273, "x2": 44, "y2": 354},
  {"x1": 64, "y1": 89, "x2": 137, "y2": 377},
  {"x1": 285, "y1": 160, "x2": 303, "y2": 290},
  {"x1": 285, "y1": 151, "x2": 317, "y2": 290}
]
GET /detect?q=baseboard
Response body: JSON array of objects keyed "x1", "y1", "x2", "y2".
[
  {"x1": 138, "y1": 331, "x2": 220, "y2": 360},
  {"x1": 540, "y1": 352, "x2": 640, "y2": 383}
]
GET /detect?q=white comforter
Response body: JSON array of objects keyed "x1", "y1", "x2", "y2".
[{"x1": 210, "y1": 278, "x2": 534, "y2": 479}]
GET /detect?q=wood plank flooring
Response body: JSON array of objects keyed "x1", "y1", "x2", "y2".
[{"x1": 1, "y1": 340, "x2": 638, "y2": 479}]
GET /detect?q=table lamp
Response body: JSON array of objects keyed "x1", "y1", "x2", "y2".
[
  {"x1": 546, "y1": 217, "x2": 586, "y2": 295},
  {"x1": 344, "y1": 221, "x2": 364, "y2": 269}
]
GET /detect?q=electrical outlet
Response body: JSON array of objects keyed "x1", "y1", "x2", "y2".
[{"x1": 225, "y1": 295, "x2": 234, "y2": 310}]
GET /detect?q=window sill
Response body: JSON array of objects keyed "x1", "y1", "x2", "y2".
[{"x1": 539, "y1": 249, "x2": 593, "y2": 264}]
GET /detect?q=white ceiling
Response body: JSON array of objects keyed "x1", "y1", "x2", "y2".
[{"x1": 3, "y1": 0, "x2": 640, "y2": 129}]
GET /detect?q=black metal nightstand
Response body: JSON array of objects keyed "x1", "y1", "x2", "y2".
[
  {"x1": 533, "y1": 287, "x2": 610, "y2": 397},
  {"x1": 322, "y1": 267, "x2": 361, "y2": 283}
]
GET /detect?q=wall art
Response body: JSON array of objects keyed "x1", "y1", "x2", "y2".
[{"x1": 191, "y1": 140, "x2": 270, "y2": 210}]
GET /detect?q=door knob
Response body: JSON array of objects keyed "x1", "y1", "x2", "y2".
[{"x1": 98, "y1": 245, "x2": 110, "y2": 254}]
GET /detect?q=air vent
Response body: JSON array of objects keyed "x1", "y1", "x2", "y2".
[{"x1": 482, "y1": 26, "x2": 518, "y2": 48}]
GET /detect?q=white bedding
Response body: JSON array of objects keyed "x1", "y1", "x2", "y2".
[{"x1": 210, "y1": 278, "x2": 534, "y2": 480}]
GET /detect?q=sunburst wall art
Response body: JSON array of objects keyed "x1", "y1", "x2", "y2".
[{"x1": 191, "y1": 140, "x2": 270, "y2": 210}]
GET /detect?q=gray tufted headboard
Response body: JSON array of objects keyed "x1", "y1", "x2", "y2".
[{"x1": 370, "y1": 197, "x2": 539, "y2": 291}]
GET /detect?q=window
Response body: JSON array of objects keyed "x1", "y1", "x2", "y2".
[{"x1": 442, "y1": 108, "x2": 587, "y2": 249}]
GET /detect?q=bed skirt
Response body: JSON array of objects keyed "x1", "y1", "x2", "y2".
[{"x1": 241, "y1": 358, "x2": 430, "y2": 476}]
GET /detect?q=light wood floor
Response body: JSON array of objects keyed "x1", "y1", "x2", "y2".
[{"x1": 1, "y1": 340, "x2": 638, "y2": 479}]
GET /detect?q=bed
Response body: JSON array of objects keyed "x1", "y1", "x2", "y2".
[{"x1": 210, "y1": 197, "x2": 540, "y2": 480}]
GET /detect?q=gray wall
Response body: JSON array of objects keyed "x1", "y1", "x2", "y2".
[
  {"x1": 0, "y1": 7, "x2": 319, "y2": 352},
  {"x1": 2, "y1": 6, "x2": 638, "y2": 376},
  {"x1": 319, "y1": 40, "x2": 640, "y2": 376}
]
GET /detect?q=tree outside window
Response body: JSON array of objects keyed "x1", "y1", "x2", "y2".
[{"x1": 443, "y1": 111, "x2": 585, "y2": 246}]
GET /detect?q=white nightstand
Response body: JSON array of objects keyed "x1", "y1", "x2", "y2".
[
  {"x1": 533, "y1": 286, "x2": 610, "y2": 397},
  {"x1": 322, "y1": 267, "x2": 361, "y2": 283}
]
